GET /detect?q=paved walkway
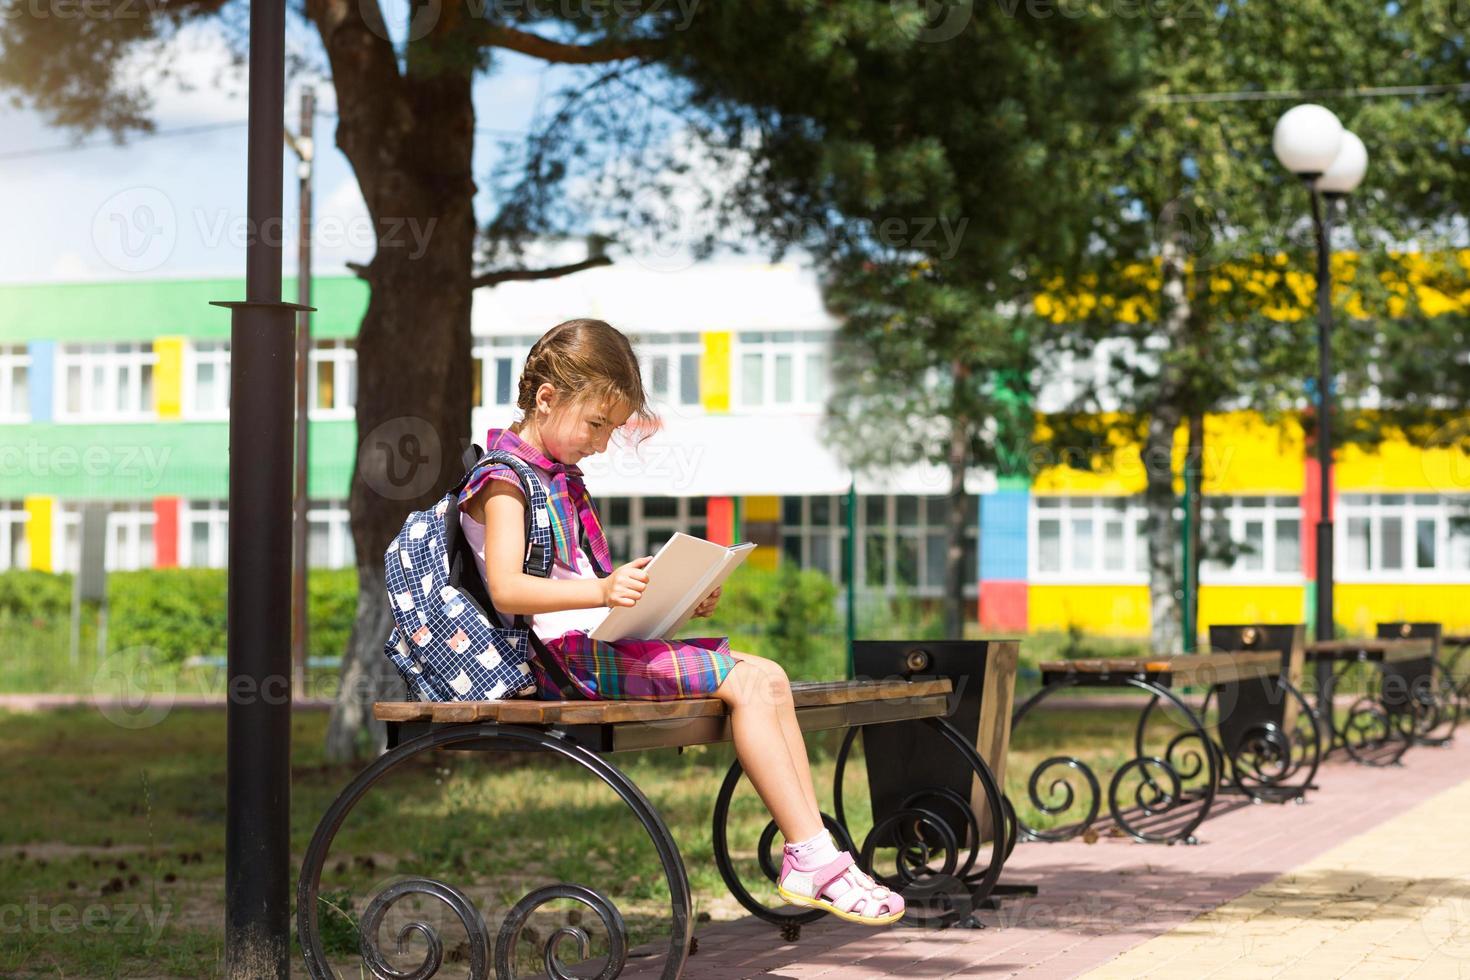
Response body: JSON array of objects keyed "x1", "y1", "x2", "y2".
[{"x1": 661, "y1": 736, "x2": 1470, "y2": 979}]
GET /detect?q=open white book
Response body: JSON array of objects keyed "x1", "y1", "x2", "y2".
[{"x1": 587, "y1": 532, "x2": 757, "y2": 642}]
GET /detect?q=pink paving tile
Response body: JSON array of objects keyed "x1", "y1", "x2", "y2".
[{"x1": 667, "y1": 737, "x2": 1470, "y2": 978}]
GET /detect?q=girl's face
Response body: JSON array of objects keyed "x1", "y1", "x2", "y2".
[{"x1": 528, "y1": 385, "x2": 633, "y2": 465}]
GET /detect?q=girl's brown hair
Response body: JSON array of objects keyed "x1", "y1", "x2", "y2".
[{"x1": 514, "y1": 318, "x2": 658, "y2": 439}]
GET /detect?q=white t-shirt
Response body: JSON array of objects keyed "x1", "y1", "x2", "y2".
[{"x1": 459, "y1": 509, "x2": 607, "y2": 642}]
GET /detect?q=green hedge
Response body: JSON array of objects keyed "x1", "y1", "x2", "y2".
[
  {"x1": 0, "y1": 563, "x2": 848, "y2": 674},
  {"x1": 0, "y1": 568, "x2": 359, "y2": 666}
]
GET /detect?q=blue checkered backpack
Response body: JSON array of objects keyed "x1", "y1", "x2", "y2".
[{"x1": 382, "y1": 447, "x2": 585, "y2": 702}]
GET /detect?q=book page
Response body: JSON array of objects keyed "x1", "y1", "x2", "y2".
[
  {"x1": 659, "y1": 542, "x2": 757, "y2": 639},
  {"x1": 587, "y1": 533, "x2": 756, "y2": 643}
]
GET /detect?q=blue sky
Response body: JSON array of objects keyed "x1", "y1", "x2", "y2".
[{"x1": 0, "y1": 23, "x2": 573, "y2": 285}]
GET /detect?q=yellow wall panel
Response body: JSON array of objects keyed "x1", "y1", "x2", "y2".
[
  {"x1": 747, "y1": 548, "x2": 779, "y2": 572},
  {"x1": 1031, "y1": 411, "x2": 1305, "y2": 497},
  {"x1": 1335, "y1": 584, "x2": 1470, "y2": 634},
  {"x1": 1337, "y1": 436, "x2": 1470, "y2": 494},
  {"x1": 23, "y1": 496, "x2": 53, "y2": 572},
  {"x1": 153, "y1": 335, "x2": 185, "y2": 419},
  {"x1": 1196, "y1": 585, "x2": 1306, "y2": 633},
  {"x1": 742, "y1": 495, "x2": 780, "y2": 522},
  {"x1": 700, "y1": 332, "x2": 731, "y2": 414},
  {"x1": 1201, "y1": 414, "x2": 1304, "y2": 494},
  {"x1": 1028, "y1": 585, "x2": 1151, "y2": 637}
]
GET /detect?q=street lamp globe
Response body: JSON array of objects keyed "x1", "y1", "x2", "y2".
[
  {"x1": 1315, "y1": 131, "x2": 1368, "y2": 195},
  {"x1": 1273, "y1": 104, "x2": 1344, "y2": 177}
]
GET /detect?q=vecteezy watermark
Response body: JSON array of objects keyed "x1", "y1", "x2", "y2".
[
  {"x1": 356, "y1": 0, "x2": 701, "y2": 45},
  {"x1": 92, "y1": 187, "x2": 177, "y2": 274},
  {"x1": 359, "y1": 416, "x2": 444, "y2": 502},
  {"x1": 891, "y1": 0, "x2": 1210, "y2": 42},
  {"x1": 0, "y1": 443, "x2": 171, "y2": 488},
  {"x1": 0, "y1": 897, "x2": 171, "y2": 943},
  {"x1": 193, "y1": 210, "x2": 437, "y2": 259},
  {"x1": 90, "y1": 188, "x2": 439, "y2": 275},
  {"x1": 1421, "y1": 417, "x2": 1470, "y2": 494},
  {"x1": 1, "y1": 0, "x2": 168, "y2": 21},
  {"x1": 91, "y1": 647, "x2": 177, "y2": 730}
]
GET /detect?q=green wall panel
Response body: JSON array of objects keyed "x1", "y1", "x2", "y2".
[
  {"x1": 0, "y1": 420, "x2": 357, "y2": 500},
  {"x1": 0, "y1": 277, "x2": 369, "y2": 343}
]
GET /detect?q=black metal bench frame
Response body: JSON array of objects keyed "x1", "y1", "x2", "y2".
[
  {"x1": 296, "y1": 677, "x2": 1015, "y2": 980},
  {"x1": 1009, "y1": 650, "x2": 1320, "y2": 846}
]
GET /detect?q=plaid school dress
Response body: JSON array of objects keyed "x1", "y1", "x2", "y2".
[{"x1": 462, "y1": 426, "x2": 737, "y2": 702}]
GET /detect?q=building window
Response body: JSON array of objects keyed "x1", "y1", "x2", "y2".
[
  {"x1": 595, "y1": 495, "x2": 706, "y2": 561},
  {"x1": 181, "y1": 500, "x2": 229, "y2": 568},
  {"x1": 309, "y1": 339, "x2": 356, "y2": 417},
  {"x1": 308, "y1": 500, "x2": 355, "y2": 568},
  {"x1": 0, "y1": 346, "x2": 28, "y2": 422},
  {"x1": 781, "y1": 494, "x2": 851, "y2": 585},
  {"x1": 472, "y1": 335, "x2": 540, "y2": 410},
  {"x1": 56, "y1": 502, "x2": 155, "y2": 572},
  {"x1": 630, "y1": 332, "x2": 702, "y2": 408},
  {"x1": 733, "y1": 330, "x2": 832, "y2": 410},
  {"x1": 1338, "y1": 493, "x2": 1470, "y2": 579},
  {"x1": 0, "y1": 501, "x2": 27, "y2": 571},
  {"x1": 56, "y1": 343, "x2": 155, "y2": 421},
  {"x1": 784, "y1": 494, "x2": 975, "y2": 596},
  {"x1": 186, "y1": 341, "x2": 231, "y2": 418},
  {"x1": 1199, "y1": 495, "x2": 1303, "y2": 580},
  {"x1": 1031, "y1": 496, "x2": 1150, "y2": 582}
]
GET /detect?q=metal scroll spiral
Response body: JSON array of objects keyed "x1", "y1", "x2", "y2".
[
  {"x1": 1342, "y1": 695, "x2": 1410, "y2": 766},
  {"x1": 494, "y1": 883, "x2": 629, "y2": 980},
  {"x1": 1107, "y1": 756, "x2": 1186, "y2": 842},
  {"x1": 1226, "y1": 723, "x2": 1293, "y2": 788},
  {"x1": 298, "y1": 724, "x2": 692, "y2": 980},
  {"x1": 1018, "y1": 756, "x2": 1102, "y2": 842},
  {"x1": 357, "y1": 878, "x2": 490, "y2": 980}
]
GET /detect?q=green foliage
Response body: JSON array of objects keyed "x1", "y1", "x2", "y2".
[
  {"x1": 106, "y1": 569, "x2": 229, "y2": 665},
  {"x1": 0, "y1": 569, "x2": 358, "y2": 667},
  {"x1": 0, "y1": 569, "x2": 72, "y2": 624},
  {"x1": 701, "y1": 562, "x2": 843, "y2": 680}
]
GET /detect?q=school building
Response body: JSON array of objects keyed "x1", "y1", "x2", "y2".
[{"x1": 1, "y1": 262, "x2": 1467, "y2": 635}]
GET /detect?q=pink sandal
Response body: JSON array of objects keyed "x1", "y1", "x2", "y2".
[{"x1": 776, "y1": 850, "x2": 905, "y2": 925}]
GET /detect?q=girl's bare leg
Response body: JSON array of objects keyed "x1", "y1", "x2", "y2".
[
  {"x1": 713, "y1": 659, "x2": 824, "y2": 842},
  {"x1": 729, "y1": 652, "x2": 822, "y2": 823}
]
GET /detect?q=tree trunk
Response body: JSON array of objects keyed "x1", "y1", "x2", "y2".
[
  {"x1": 1185, "y1": 412, "x2": 1204, "y2": 650},
  {"x1": 1144, "y1": 199, "x2": 1192, "y2": 655},
  {"x1": 945, "y1": 359, "x2": 971, "y2": 640},
  {"x1": 314, "y1": 33, "x2": 480, "y2": 761}
]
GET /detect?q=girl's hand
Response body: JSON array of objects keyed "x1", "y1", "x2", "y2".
[
  {"x1": 603, "y1": 556, "x2": 653, "y2": 608},
  {"x1": 693, "y1": 586, "x2": 722, "y2": 619}
]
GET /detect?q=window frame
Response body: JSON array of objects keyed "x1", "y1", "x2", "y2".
[
  {"x1": 1337, "y1": 493, "x2": 1470, "y2": 582},
  {"x1": 0, "y1": 345, "x2": 29, "y2": 422},
  {"x1": 183, "y1": 340, "x2": 232, "y2": 419},
  {"x1": 54, "y1": 342, "x2": 157, "y2": 422},
  {"x1": 731, "y1": 329, "x2": 833, "y2": 412}
]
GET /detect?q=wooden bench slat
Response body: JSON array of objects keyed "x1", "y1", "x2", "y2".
[
  {"x1": 1306, "y1": 638, "x2": 1434, "y2": 662},
  {"x1": 373, "y1": 677, "x2": 954, "y2": 725},
  {"x1": 1039, "y1": 651, "x2": 1280, "y2": 687}
]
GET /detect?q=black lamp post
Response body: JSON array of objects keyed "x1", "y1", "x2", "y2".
[
  {"x1": 209, "y1": 0, "x2": 313, "y2": 971},
  {"x1": 1273, "y1": 104, "x2": 1368, "y2": 644}
]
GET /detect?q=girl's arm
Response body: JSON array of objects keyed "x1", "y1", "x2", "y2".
[{"x1": 467, "y1": 480, "x2": 607, "y2": 616}]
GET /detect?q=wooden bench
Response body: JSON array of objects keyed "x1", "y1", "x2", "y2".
[
  {"x1": 1011, "y1": 646, "x2": 1321, "y2": 845},
  {"x1": 297, "y1": 676, "x2": 1015, "y2": 980}
]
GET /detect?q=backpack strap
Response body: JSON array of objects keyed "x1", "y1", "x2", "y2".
[
  {"x1": 457, "y1": 444, "x2": 586, "y2": 701},
  {"x1": 457, "y1": 446, "x2": 553, "y2": 579}
]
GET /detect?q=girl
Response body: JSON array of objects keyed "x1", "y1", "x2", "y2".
[{"x1": 458, "y1": 318, "x2": 904, "y2": 926}]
